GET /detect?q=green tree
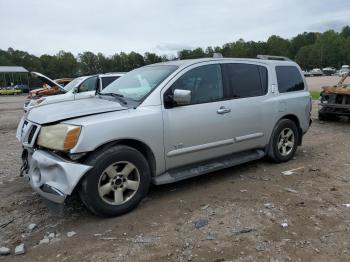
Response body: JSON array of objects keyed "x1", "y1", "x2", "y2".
[
  {"x1": 341, "y1": 26, "x2": 350, "y2": 39},
  {"x1": 266, "y1": 35, "x2": 290, "y2": 57},
  {"x1": 78, "y1": 51, "x2": 101, "y2": 75},
  {"x1": 290, "y1": 32, "x2": 318, "y2": 57}
]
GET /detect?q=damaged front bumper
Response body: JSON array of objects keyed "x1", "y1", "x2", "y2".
[{"x1": 22, "y1": 149, "x2": 92, "y2": 204}]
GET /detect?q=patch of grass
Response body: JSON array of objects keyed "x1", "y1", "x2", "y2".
[
  {"x1": 0, "y1": 89, "x2": 22, "y2": 95},
  {"x1": 310, "y1": 91, "x2": 320, "y2": 100}
]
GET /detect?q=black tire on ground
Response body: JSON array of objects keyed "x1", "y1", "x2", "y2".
[
  {"x1": 268, "y1": 119, "x2": 299, "y2": 163},
  {"x1": 79, "y1": 145, "x2": 151, "y2": 217}
]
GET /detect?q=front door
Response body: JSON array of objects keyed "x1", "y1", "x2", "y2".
[{"x1": 162, "y1": 64, "x2": 234, "y2": 170}]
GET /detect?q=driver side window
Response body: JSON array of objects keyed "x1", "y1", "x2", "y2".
[
  {"x1": 166, "y1": 64, "x2": 224, "y2": 105},
  {"x1": 78, "y1": 77, "x2": 98, "y2": 92}
]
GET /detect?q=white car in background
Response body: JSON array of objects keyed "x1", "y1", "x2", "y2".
[
  {"x1": 24, "y1": 73, "x2": 125, "y2": 111},
  {"x1": 339, "y1": 65, "x2": 349, "y2": 77}
]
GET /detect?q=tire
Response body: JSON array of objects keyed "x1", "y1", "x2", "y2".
[
  {"x1": 79, "y1": 145, "x2": 151, "y2": 217},
  {"x1": 268, "y1": 119, "x2": 299, "y2": 163}
]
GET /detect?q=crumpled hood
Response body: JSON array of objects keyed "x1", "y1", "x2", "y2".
[{"x1": 26, "y1": 97, "x2": 126, "y2": 124}]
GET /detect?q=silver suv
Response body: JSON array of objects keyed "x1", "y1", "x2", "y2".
[{"x1": 17, "y1": 56, "x2": 312, "y2": 217}]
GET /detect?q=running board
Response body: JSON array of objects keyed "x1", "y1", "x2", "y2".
[{"x1": 152, "y1": 149, "x2": 265, "y2": 185}]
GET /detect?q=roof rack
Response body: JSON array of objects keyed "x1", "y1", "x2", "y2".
[{"x1": 257, "y1": 55, "x2": 291, "y2": 61}]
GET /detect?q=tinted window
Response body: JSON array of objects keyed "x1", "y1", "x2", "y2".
[
  {"x1": 258, "y1": 66, "x2": 268, "y2": 94},
  {"x1": 167, "y1": 64, "x2": 224, "y2": 105},
  {"x1": 79, "y1": 77, "x2": 98, "y2": 92},
  {"x1": 222, "y1": 63, "x2": 267, "y2": 98},
  {"x1": 101, "y1": 76, "x2": 120, "y2": 89},
  {"x1": 276, "y1": 66, "x2": 304, "y2": 93}
]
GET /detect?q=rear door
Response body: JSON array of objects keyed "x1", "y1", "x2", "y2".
[{"x1": 221, "y1": 63, "x2": 270, "y2": 152}]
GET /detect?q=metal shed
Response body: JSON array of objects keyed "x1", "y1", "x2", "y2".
[{"x1": 0, "y1": 66, "x2": 29, "y2": 90}]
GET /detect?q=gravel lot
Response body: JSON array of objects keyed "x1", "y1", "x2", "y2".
[{"x1": 0, "y1": 87, "x2": 350, "y2": 261}]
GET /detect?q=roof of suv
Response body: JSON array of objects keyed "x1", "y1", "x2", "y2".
[{"x1": 153, "y1": 58, "x2": 298, "y2": 68}]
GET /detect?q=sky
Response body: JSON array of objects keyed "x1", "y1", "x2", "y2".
[{"x1": 0, "y1": 0, "x2": 350, "y2": 57}]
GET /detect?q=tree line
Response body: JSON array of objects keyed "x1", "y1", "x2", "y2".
[{"x1": 1, "y1": 26, "x2": 350, "y2": 79}]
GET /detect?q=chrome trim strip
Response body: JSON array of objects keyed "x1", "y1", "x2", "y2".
[
  {"x1": 235, "y1": 133, "x2": 264, "y2": 143},
  {"x1": 167, "y1": 138, "x2": 234, "y2": 157}
]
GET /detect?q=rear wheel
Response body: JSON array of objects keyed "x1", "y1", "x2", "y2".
[
  {"x1": 268, "y1": 119, "x2": 299, "y2": 163},
  {"x1": 79, "y1": 145, "x2": 151, "y2": 217}
]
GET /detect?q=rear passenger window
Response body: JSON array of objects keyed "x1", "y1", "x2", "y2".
[
  {"x1": 222, "y1": 63, "x2": 267, "y2": 98},
  {"x1": 276, "y1": 66, "x2": 304, "y2": 93}
]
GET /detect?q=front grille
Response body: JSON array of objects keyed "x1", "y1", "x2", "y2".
[
  {"x1": 21, "y1": 120, "x2": 40, "y2": 147},
  {"x1": 28, "y1": 125, "x2": 38, "y2": 144}
]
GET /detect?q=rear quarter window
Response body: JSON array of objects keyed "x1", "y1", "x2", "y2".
[{"x1": 276, "y1": 66, "x2": 304, "y2": 93}]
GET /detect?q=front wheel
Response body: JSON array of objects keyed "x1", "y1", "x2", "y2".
[
  {"x1": 268, "y1": 119, "x2": 299, "y2": 163},
  {"x1": 79, "y1": 145, "x2": 151, "y2": 217}
]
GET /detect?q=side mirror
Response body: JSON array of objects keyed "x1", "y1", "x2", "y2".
[
  {"x1": 72, "y1": 87, "x2": 78, "y2": 93},
  {"x1": 173, "y1": 89, "x2": 191, "y2": 106}
]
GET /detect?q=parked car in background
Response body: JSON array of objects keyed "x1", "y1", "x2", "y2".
[
  {"x1": 24, "y1": 73, "x2": 124, "y2": 111},
  {"x1": 28, "y1": 72, "x2": 71, "y2": 98},
  {"x1": 17, "y1": 56, "x2": 312, "y2": 217},
  {"x1": 13, "y1": 84, "x2": 30, "y2": 93},
  {"x1": 339, "y1": 65, "x2": 349, "y2": 77},
  {"x1": 322, "y1": 67, "x2": 336, "y2": 76},
  {"x1": 303, "y1": 70, "x2": 311, "y2": 77},
  {"x1": 309, "y1": 68, "x2": 323, "y2": 76}
]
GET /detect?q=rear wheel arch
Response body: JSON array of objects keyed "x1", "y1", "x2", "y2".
[
  {"x1": 267, "y1": 117, "x2": 299, "y2": 162},
  {"x1": 278, "y1": 114, "x2": 302, "y2": 145}
]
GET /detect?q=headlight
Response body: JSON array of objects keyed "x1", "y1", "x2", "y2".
[
  {"x1": 37, "y1": 124, "x2": 81, "y2": 151},
  {"x1": 30, "y1": 97, "x2": 46, "y2": 106}
]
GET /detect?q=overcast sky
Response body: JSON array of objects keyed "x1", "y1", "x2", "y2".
[{"x1": 0, "y1": 0, "x2": 350, "y2": 57}]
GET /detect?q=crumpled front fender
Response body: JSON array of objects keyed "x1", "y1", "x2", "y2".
[{"x1": 26, "y1": 150, "x2": 92, "y2": 203}]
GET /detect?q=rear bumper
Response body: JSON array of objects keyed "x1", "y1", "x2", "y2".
[{"x1": 23, "y1": 149, "x2": 92, "y2": 204}]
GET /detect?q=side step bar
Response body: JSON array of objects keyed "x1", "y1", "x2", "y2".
[{"x1": 152, "y1": 149, "x2": 265, "y2": 185}]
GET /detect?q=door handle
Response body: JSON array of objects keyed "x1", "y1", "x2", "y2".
[{"x1": 217, "y1": 106, "x2": 231, "y2": 114}]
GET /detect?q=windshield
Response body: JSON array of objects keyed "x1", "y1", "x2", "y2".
[
  {"x1": 101, "y1": 65, "x2": 178, "y2": 101},
  {"x1": 64, "y1": 77, "x2": 87, "y2": 92}
]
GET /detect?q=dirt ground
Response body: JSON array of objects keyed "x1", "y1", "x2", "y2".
[{"x1": 0, "y1": 89, "x2": 350, "y2": 262}]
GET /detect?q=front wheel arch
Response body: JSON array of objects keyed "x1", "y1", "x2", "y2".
[{"x1": 80, "y1": 139, "x2": 156, "y2": 177}]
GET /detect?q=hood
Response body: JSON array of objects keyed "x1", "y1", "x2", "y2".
[
  {"x1": 26, "y1": 97, "x2": 126, "y2": 124},
  {"x1": 31, "y1": 72, "x2": 66, "y2": 92}
]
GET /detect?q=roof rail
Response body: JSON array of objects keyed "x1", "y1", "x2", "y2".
[{"x1": 257, "y1": 55, "x2": 291, "y2": 61}]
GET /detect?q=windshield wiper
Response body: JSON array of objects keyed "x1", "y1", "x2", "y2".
[{"x1": 98, "y1": 92, "x2": 127, "y2": 105}]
